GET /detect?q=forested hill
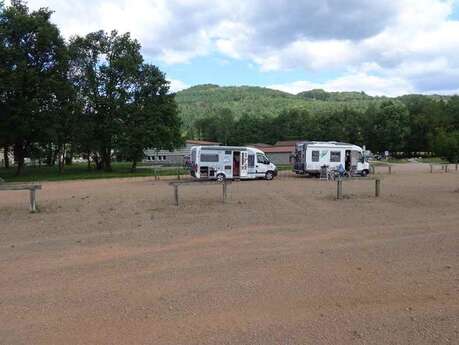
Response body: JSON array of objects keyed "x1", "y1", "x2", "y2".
[
  {"x1": 175, "y1": 84, "x2": 384, "y2": 129},
  {"x1": 175, "y1": 84, "x2": 451, "y2": 130}
]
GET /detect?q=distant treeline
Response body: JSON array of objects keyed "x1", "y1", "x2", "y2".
[
  {"x1": 0, "y1": 1, "x2": 182, "y2": 176},
  {"x1": 190, "y1": 95, "x2": 459, "y2": 161}
]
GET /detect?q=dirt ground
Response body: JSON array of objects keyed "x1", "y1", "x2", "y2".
[{"x1": 1, "y1": 163, "x2": 458, "y2": 345}]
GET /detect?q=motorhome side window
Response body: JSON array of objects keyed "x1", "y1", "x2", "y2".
[
  {"x1": 248, "y1": 155, "x2": 255, "y2": 167},
  {"x1": 200, "y1": 153, "x2": 219, "y2": 162},
  {"x1": 257, "y1": 153, "x2": 268, "y2": 164},
  {"x1": 311, "y1": 150, "x2": 320, "y2": 162},
  {"x1": 191, "y1": 149, "x2": 196, "y2": 162},
  {"x1": 330, "y1": 151, "x2": 341, "y2": 162}
]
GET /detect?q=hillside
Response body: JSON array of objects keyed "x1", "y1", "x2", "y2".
[
  {"x1": 175, "y1": 84, "x2": 383, "y2": 129},
  {"x1": 175, "y1": 84, "x2": 454, "y2": 132}
]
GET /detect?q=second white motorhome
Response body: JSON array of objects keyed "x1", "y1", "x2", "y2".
[
  {"x1": 293, "y1": 141, "x2": 370, "y2": 177},
  {"x1": 190, "y1": 146, "x2": 278, "y2": 181}
]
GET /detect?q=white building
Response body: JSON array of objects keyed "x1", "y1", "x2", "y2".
[
  {"x1": 143, "y1": 140, "x2": 220, "y2": 166},
  {"x1": 0, "y1": 148, "x2": 13, "y2": 168}
]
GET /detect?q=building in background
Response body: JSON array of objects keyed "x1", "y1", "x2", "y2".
[
  {"x1": 0, "y1": 148, "x2": 13, "y2": 168},
  {"x1": 143, "y1": 140, "x2": 220, "y2": 166},
  {"x1": 251, "y1": 140, "x2": 306, "y2": 165}
]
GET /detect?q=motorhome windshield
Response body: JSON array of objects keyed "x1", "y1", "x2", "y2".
[{"x1": 257, "y1": 153, "x2": 270, "y2": 164}]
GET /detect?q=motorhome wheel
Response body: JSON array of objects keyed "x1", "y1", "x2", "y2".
[
  {"x1": 265, "y1": 171, "x2": 274, "y2": 180},
  {"x1": 216, "y1": 173, "x2": 226, "y2": 182},
  {"x1": 361, "y1": 169, "x2": 369, "y2": 177}
]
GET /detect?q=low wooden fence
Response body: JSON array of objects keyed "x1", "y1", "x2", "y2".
[
  {"x1": 168, "y1": 180, "x2": 231, "y2": 206},
  {"x1": 430, "y1": 163, "x2": 458, "y2": 173},
  {"x1": 0, "y1": 183, "x2": 42, "y2": 212},
  {"x1": 336, "y1": 177, "x2": 382, "y2": 200}
]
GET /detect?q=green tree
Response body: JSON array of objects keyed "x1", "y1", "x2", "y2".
[
  {"x1": 399, "y1": 95, "x2": 445, "y2": 154},
  {"x1": 230, "y1": 114, "x2": 273, "y2": 145},
  {"x1": 69, "y1": 30, "x2": 143, "y2": 171},
  {"x1": 317, "y1": 108, "x2": 364, "y2": 144},
  {"x1": 444, "y1": 96, "x2": 459, "y2": 130},
  {"x1": 194, "y1": 108, "x2": 236, "y2": 145},
  {"x1": 0, "y1": 0, "x2": 67, "y2": 175},
  {"x1": 271, "y1": 109, "x2": 313, "y2": 142},
  {"x1": 364, "y1": 101, "x2": 410, "y2": 153},
  {"x1": 118, "y1": 64, "x2": 182, "y2": 172},
  {"x1": 433, "y1": 130, "x2": 459, "y2": 162}
]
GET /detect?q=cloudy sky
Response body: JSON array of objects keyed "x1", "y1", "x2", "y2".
[{"x1": 16, "y1": 0, "x2": 459, "y2": 95}]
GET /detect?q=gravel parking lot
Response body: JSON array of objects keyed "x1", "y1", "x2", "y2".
[{"x1": 1, "y1": 163, "x2": 458, "y2": 344}]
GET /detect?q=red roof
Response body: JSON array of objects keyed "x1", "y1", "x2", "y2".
[
  {"x1": 247, "y1": 143, "x2": 273, "y2": 147},
  {"x1": 186, "y1": 140, "x2": 220, "y2": 145},
  {"x1": 274, "y1": 140, "x2": 305, "y2": 146},
  {"x1": 254, "y1": 145, "x2": 294, "y2": 153}
]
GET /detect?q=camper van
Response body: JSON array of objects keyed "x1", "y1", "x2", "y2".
[
  {"x1": 190, "y1": 146, "x2": 278, "y2": 181},
  {"x1": 293, "y1": 141, "x2": 370, "y2": 177}
]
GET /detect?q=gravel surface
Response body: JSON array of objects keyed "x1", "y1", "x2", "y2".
[{"x1": 1, "y1": 163, "x2": 458, "y2": 344}]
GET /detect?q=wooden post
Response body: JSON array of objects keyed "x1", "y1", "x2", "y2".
[
  {"x1": 174, "y1": 185, "x2": 179, "y2": 206},
  {"x1": 456, "y1": 163, "x2": 458, "y2": 171},
  {"x1": 336, "y1": 179, "x2": 343, "y2": 200},
  {"x1": 30, "y1": 188, "x2": 37, "y2": 212},
  {"x1": 177, "y1": 167, "x2": 181, "y2": 180},
  {"x1": 388, "y1": 165, "x2": 392, "y2": 174},
  {"x1": 222, "y1": 181, "x2": 227, "y2": 203},
  {"x1": 154, "y1": 168, "x2": 158, "y2": 181},
  {"x1": 430, "y1": 164, "x2": 433, "y2": 173},
  {"x1": 370, "y1": 165, "x2": 375, "y2": 175},
  {"x1": 375, "y1": 179, "x2": 381, "y2": 197},
  {"x1": 445, "y1": 164, "x2": 449, "y2": 173}
]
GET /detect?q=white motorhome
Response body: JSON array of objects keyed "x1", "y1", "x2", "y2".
[
  {"x1": 190, "y1": 146, "x2": 278, "y2": 181},
  {"x1": 293, "y1": 141, "x2": 370, "y2": 177}
]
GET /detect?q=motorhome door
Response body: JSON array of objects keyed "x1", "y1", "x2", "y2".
[
  {"x1": 240, "y1": 151, "x2": 248, "y2": 177},
  {"x1": 247, "y1": 152, "x2": 256, "y2": 176}
]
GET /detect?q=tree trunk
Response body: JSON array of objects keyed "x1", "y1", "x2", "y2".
[
  {"x1": 58, "y1": 144, "x2": 65, "y2": 174},
  {"x1": 14, "y1": 143, "x2": 25, "y2": 176},
  {"x1": 3, "y1": 146, "x2": 9, "y2": 169},
  {"x1": 87, "y1": 151, "x2": 91, "y2": 170},
  {"x1": 131, "y1": 160, "x2": 137, "y2": 173},
  {"x1": 65, "y1": 146, "x2": 73, "y2": 166},
  {"x1": 51, "y1": 149, "x2": 58, "y2": 167},
  {"x1": 94, "y1": 155, "x2": 103, "y2": 170},
  {"x1": 46, "y1": 144, "x2": 54, "y2": 166},
  {"x1": 102, "y1": 148, "x2": 112, "y2": 172}
]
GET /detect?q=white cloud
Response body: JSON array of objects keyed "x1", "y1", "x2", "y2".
[
  {"x1": 269, "y1": 81, "x2": 321, "y2": 95},
  {"x1": 270, "y1": 73, "x2": 414, "y2": 97},
  {"x1": 168, "y1": 79, "x2": 189, "y2": 93},
  {"x1": 253, "y1": 40, "x2": 358, "y2": 71},
  {"x1": 15, "y1": 0, "x2": 459, "y2": 94}
]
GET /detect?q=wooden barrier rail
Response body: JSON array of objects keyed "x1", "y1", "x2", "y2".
[
  {"x1": 371, "y1": 164, "x2": 391, "y2": 175},
  {"x1": 168, "y1": 180, "x2": 231, "y2": 206},
  {"x1": 336, "y1": 177, "x2": 381, "y2": 200},
  {"x1": 0, "y1": 183, "x2": 42, "y2": 212},
  {"x1": 430, "y1": 163, "x2": 458, "y2": 173}
]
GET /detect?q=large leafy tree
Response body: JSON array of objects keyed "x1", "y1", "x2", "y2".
[
  {"x1": 70, "y1": 30, "x2": 182, "y2": 171},
  {"x1": 118, "y1": 64, "x2": 182, "y2": 171},
  {"x1": 399, "y1": 95, "x2": 444, "y2": 154},
  {"x1": 0, "y1": 0, "x2": 67, "y2": 175},
  {"x1": 271, "y1": 109, "x2": 313, "y2": 142},
  {"x1": 444, "y1": 96, "x2": 459, "y2": 131},
  {"x1": 364, "y1": 101, "x2": 410, "y2": 153},
  {"x1": 433, "y1": 130, "x2": 459, "y2": 162},
  {"x1": 69, "y1": 30, "x2": 144, "y2": 171},
  {"x1": 194, "y1": 108, "x2": 236, "y2": 145}
]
